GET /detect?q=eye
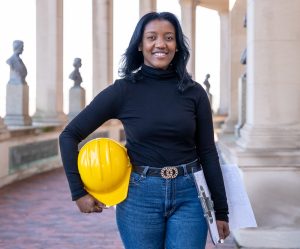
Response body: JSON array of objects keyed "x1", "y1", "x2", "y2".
[
  {"x1": 166, "y1": 36, "x2": 174, "y2": 41},
  {"x1": 146, "y1": 35, "x2": 156, "y2": 41}
]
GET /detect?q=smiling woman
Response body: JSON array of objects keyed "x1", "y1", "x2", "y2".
[
  {"x1": 59, "y1": 11, "x2": 229, "y2": 249},
  {"x1": 139, "y1": 20, "x2": 177, "y2": 70}
]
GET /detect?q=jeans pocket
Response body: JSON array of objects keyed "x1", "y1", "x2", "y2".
[{"x1": 129, "y1": 172, "x2": 146, "y2": 186}]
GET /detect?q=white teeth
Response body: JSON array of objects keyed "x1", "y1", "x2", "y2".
[{"x1": 154, "y1": 52, "x2": 167, "y2": 57}]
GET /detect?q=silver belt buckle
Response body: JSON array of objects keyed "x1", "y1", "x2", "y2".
[{"x1": 160, "y1": 167, "x2": 178, "y2": 179}]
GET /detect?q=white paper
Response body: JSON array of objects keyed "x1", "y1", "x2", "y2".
[
  {"x1": 220, "y1": 163, "x2": 257, "y2": 231},
  {"x1": 193, "y1": 170, "x2": 221, "y2": 245}
]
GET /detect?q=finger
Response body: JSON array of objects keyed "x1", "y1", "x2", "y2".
[
  {"x1": 95, "y1": 200, "x2": 106, "y2": 208},
  {"x1": 217, "y1": 225, "x2": 225, "y2": 240},
  {"x1": 92, "y1": 205, "x2": 103, "y2": 213}
]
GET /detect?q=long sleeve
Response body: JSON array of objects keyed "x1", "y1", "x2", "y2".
[
  {"x1": 195, "y1": 87, "x2": 229, "y2": 222},
  {"x1": 59, "y1": 81, "x2": 123, "y2": 201}
]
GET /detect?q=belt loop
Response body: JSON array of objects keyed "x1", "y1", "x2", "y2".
[
  {"x1": 141, "y1": 166, "x2": 149, "y2": 178},
  {"x1": 182, "y1": 164, "x2": 188, "y2": 176}
]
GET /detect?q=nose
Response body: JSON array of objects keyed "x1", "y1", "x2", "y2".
[{"x1": 155, "y1": 37, "x2": 166, "y2": 48}]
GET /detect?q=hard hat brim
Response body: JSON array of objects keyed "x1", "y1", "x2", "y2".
[{"x1": 87, "y1": 166, "x2": 132, "y2": 206}]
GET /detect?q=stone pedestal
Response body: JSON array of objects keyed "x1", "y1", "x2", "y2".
[
  {"x1": 235, "y1": 75, "x2": 246, "y2": 137},
  {"x1": 68, "y1": 86, "x2": 86, "y2": 121},
  {"x1": 0, "y1": 118, "x2": 9, "y2": 140},
  {"x1": 4, "y1": 83, "x2": 32, "y2": 126}
]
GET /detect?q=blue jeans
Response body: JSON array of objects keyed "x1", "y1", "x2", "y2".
[{"x1": 116, "y1": 167, "x2": 208, "y2": 249}]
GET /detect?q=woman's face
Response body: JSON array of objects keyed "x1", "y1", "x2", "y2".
[{"x1": 139, "y1": 19, "x2": 177, "y2": 70}]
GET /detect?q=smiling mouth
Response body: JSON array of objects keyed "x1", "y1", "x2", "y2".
[{"x1": 152, "y1": 52, "x2": 168, "y2": 58}]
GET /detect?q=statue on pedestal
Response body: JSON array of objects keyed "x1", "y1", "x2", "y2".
[
  {"x1": 68, "y1": 58, "x2": 85, "y2": 121},
  {"x1": 203, "y1": 74, "x2": 211, "y2": 93},
  {"x1": 69, "y1": 58, "x2": 83, "y2": 87},
  {"x1": 203, "y1": 74, "x2": 213, "y2": 112},
  {"x1": 6, "y1": 40, "x2": 27, "y2": 85}
]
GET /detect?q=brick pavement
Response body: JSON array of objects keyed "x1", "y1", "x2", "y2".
[{"x1": 0, "y1": 168, "x2": 236, "y2": 249}]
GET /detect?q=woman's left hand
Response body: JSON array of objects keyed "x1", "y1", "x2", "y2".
[{"x1": 216, "y1": 220, "x2": 230, "y2": 242}]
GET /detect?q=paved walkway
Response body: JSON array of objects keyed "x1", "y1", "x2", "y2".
[{"x1": 0, "y1": 168, "x2": 236, "y2": 249}]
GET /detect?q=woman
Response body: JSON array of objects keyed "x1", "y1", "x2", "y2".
[{"x1": 59, "y1": 12, "x2": 229, "y2": 249}]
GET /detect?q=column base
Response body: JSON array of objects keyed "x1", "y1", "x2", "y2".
[
  {"x1": 221, "y1": 117, "x2": 238, "y2": 134},
  {"x1": 237, "y1": 123, "x2": 300, "y2": 149},
  {"x1": 4, "y1": 114, "x2": 32, "y2": 126},
  {"x1": 233, "y1": 227, "x2": 300, "y2": 249},
  {"x1": 32, "y1": 111, "x2": 67, "y2": 126},
  {"x1": 218, "y1": 133, "x2": 300, "y2": 227}
]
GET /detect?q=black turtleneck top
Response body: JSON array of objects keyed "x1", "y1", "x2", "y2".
[{"x1": 59, "y1": 64, "x2": 229, "y2": 221}]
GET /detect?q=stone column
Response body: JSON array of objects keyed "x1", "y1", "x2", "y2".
[
  {"x1": 92, "y1": 0, "x2": 113, "y2": 97},
  {"x1": 218, "y1": 11, "x2": 230, "y2": 115},
  {"x1": 139, "y1": 0, "x2": 156, "y2": 17},
  {"x1": 179, "y1": 0, "x2": 197, "y2": 77},
  {"x1": 220, "y1": 0, "x2": 300, "y2": 226},
  {"x1": 221, "y1": 0, "x2": 246, "y2": 133},
  {"x1": 33, "y1": 0, "x2": 66, "y2": 124},
  {"x1": 238, "y1": 0, "x2": 300, "y2": 150},
  {"x1": 234, "y1": 74, "x2": 246, "y2": 137}
]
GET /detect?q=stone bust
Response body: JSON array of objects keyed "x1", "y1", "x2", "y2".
[
  {"x1": 6, "y1": 40, "x2": 27, "y2": 85},
  {"x1": 69, "y1": 58, "x2": 83, "y2": 87}
]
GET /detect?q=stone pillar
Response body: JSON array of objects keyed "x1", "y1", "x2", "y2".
[
  {"x1": 92, "y1": 0, "x2": 113, "y2": 97},
  {"x1": 220, "y1": 0, "x2": 300, "y2": 226},
  {"x1": 33, "y1": 0, "x2": 66, "y2": 124},
  {"x1": 218, "y1": 11, "x2": 230, "y2": 115},
  {"x1": 238, "y1": 0, "x2": 300, "y2": 150},
  {"x1": 234, "y1": 75, "x2": 246, "y2": 137},
  {"x1": 139, "y1": 0, "x2": 156, "y2": 17},
  {"x1": 179, "y1": 0, "x2": 197, "y2": 77},
  {"x1": 221, "y1": 0, "x2": 246, "y2": 133}
]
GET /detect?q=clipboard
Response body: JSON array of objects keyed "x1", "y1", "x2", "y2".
[
  {"x1": 193, "y1": 164, "x2": 257, "y2": 244},
  {"x1": 193, "y1": 170, "x2": 224, "y2": 245}
]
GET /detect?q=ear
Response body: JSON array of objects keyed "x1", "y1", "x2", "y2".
[
  {"x1": 176, "y1": 48, "x2": 178, "y2": 52},
  {"x1": 138, "y1": 43, "x2": 142, "y2": 51}
]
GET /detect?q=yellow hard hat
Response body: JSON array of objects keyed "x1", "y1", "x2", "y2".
[{"x1": 78, "y1": 138, "x2": 132, "y2": 206}]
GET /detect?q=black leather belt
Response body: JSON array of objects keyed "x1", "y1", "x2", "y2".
[{"x1": 133, "y1": 160, "x2": 201, "y2": 179}]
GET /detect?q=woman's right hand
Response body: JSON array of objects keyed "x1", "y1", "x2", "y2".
[{"x1": 75, "y1": 194, "x2": 106, "y2": 213}]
